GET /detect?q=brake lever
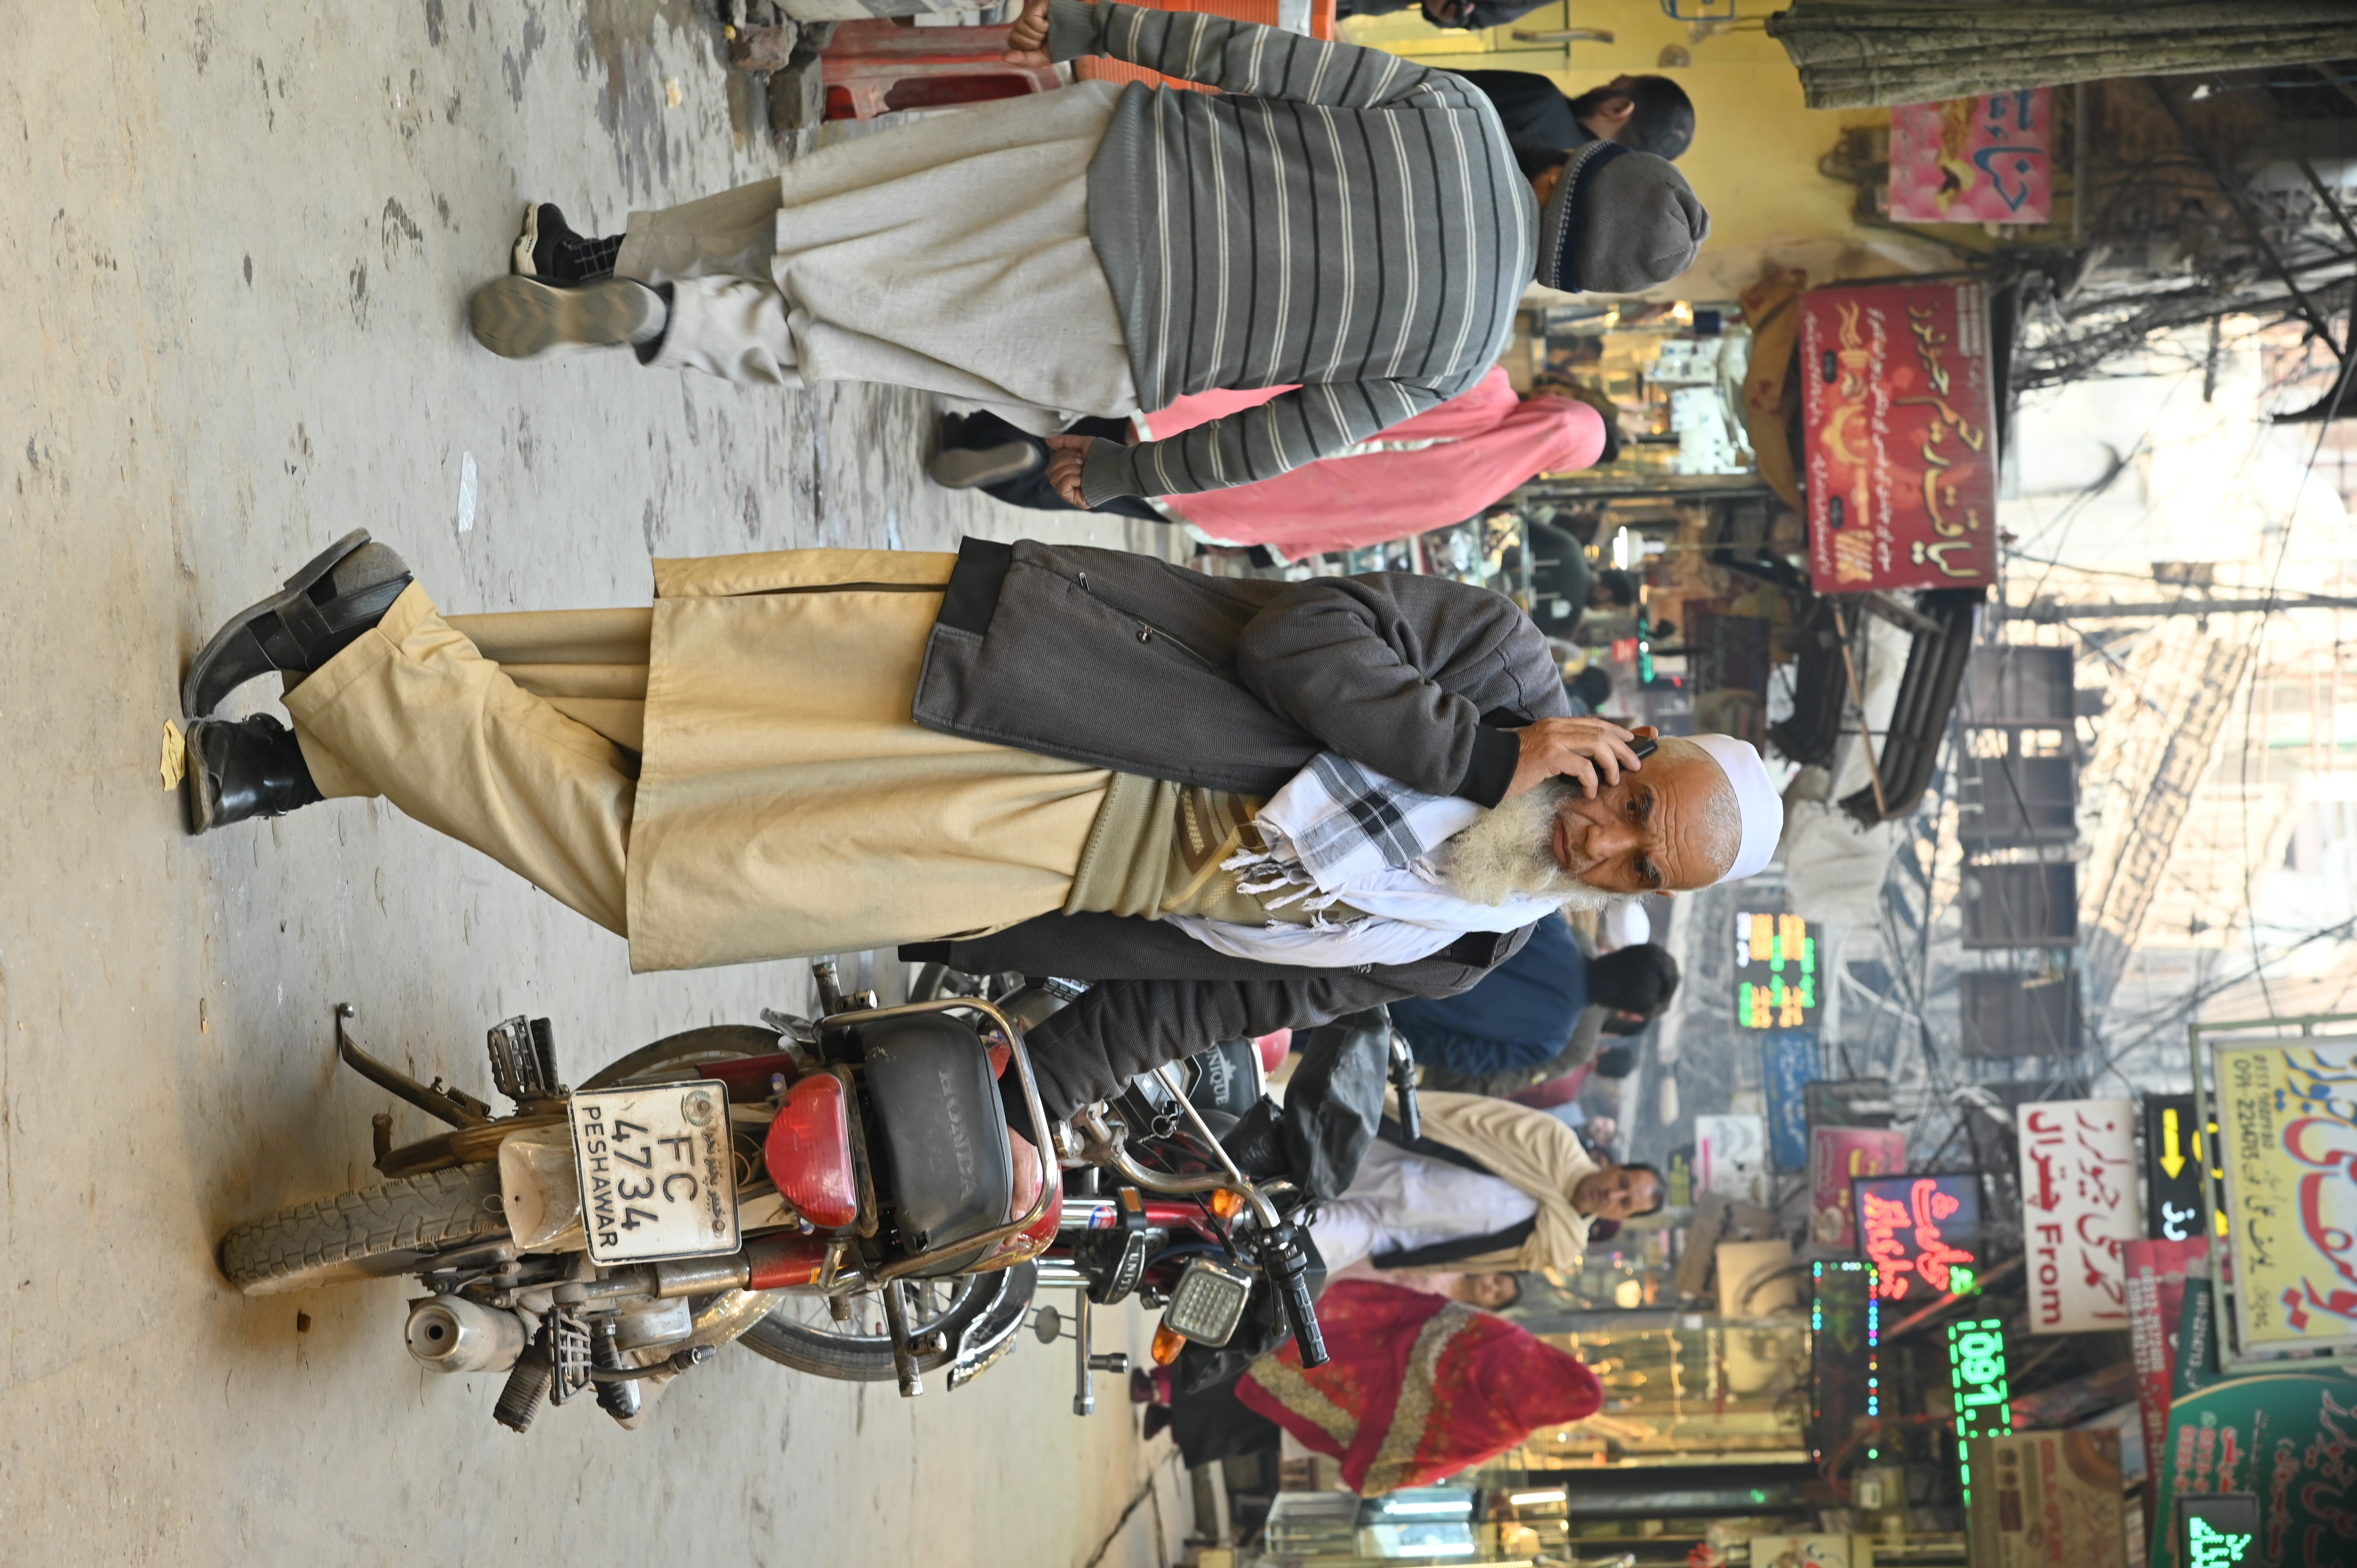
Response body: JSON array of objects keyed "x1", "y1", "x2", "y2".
[{"x1": 1388, "y1": 1032, "x2": 1422, "y2": 1144}]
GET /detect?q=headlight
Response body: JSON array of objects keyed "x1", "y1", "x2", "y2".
[{"x1": 1161, "y1": 1257, "x2": 1256, "y2": 1347}]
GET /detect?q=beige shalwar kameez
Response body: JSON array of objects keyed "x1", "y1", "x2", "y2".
[{"x1": 285, "y1": 549, "x2": 1113, "y2": 973}]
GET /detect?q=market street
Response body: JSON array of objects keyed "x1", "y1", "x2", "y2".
[{"x1": 0, "y1": 3, "x2": 1188, "y2": 1562}]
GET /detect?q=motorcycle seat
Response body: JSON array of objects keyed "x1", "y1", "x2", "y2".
[{"x1": 859, "y1": 1013, "x2": 1015, "y2": 1273}]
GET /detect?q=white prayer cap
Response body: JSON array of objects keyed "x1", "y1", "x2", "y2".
[
  {"x1": 1684, "y1": 734, "x2": 1783, "y2": 885},
  {"x1": 1601, "y1": 901, "x2": 1651, "y2": 948}
]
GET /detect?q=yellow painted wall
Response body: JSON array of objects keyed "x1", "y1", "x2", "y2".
[{"x1": 1343, "y1": 0, "x2": 1953, "y2": 297}]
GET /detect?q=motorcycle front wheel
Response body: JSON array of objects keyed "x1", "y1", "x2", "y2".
[{"x1": 737, "y1": 1264, "x2": 1035, "y2": 1383}]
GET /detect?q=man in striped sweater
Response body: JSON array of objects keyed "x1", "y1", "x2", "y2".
[{"x1": 467, "y1": 0, "x2": 1707, "y2": 510}]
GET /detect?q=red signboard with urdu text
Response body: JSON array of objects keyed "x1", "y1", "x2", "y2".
[
  {"x1": 1800, "y1": 278, "x2": 1998, "y2": 593},
  {"x1": 1856, "y1": 1174, "x2": 1980, "y2": 1301}
]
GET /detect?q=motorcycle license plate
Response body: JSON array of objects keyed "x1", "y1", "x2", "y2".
[{"x1": 569, "y1": 1081, "x2": 742, "y2": 1266}]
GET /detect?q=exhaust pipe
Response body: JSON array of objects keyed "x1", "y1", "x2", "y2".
[{"x1": 406, "y1": 1295, "x2": 528, "y2": 1375}]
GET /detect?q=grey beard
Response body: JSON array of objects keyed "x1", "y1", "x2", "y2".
[{"x1": 1434, "y1": 777, "x2": 1629, "y2": 916}]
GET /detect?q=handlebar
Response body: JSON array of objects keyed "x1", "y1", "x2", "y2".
[
  {"x1": 1388, "y1": 1032, "x2": 1422, "y2": 1144},
  {"x1": 1256, "y1": 1224, "x2": 1328, "y2": 1368}
]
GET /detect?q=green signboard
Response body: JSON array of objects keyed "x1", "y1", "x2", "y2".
[{"x1": 2146, "y1": 1368, "x2": 2357, "y2": 1568}]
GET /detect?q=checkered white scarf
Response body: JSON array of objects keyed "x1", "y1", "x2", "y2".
[{"x1": 1221, "y1": 753, "x2": 1563, "y2": 934}]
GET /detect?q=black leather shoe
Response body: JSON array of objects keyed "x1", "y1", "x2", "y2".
[
  {"x1": 183, "y1": 714, "x2": 323, "y2": 834},
  {"x1": 180, "y1": 530, "x2": 412, "y2": 717}
]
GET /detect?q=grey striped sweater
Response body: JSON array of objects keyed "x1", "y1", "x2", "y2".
[{"x1": 1044, "y1": 0, "x2": 1534, "y2": 503}]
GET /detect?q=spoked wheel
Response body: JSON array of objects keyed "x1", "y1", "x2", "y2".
[{"x1": 738, "y1": 1265, "x2": 1035, "y2": 1383}]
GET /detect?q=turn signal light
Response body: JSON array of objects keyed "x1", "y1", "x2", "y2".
[
  {"x1": 763, "y1": 1073, "x2": 859, "y2": 1229},
  {"x1": 1208, "y1": 1188, "x2": 1245, "y2": 1222},
  {"x1": 1152, "y1": 1322, "x2": 1187, "y2": 1365}
]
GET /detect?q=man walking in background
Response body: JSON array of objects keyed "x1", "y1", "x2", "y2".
[
  {"x1": 1461, "y1": 72, "x2": 1697, "y2": 160},
  {"x1": 1398, "y1": 913, "x2": 1679, "y2": 1089},
  {"x1": 468, "y1": 0, "x2": 1707, "y2": 511},
  {"x1": 1311, "y1": 1088, "x2": 1666, "y2": 1274},
  {"x1": 925, "y1": 369, "x2": 1610, "y2": 559}
]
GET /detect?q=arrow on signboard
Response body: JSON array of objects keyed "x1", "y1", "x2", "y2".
[{"x1": 2159, "y1": 1107, "x2": 2186, "y2": 1178}]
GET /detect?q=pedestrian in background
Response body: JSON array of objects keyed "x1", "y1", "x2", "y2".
[
  {"x1": 1394, "y1": 913, "x2": 1680, "y2": 1083},
  {"x1": 926, "y1": 367, "x2": 1608, "y2": 559},
  {"x1": 466, "y1": 0, "x2": 1706, "y2": 514},
  {"x1": 1459, "y1": 72, "x2": 1697, "y2": 160},
  {"x1": 1311, "y1": 1088, "x2": 1665, "y2": 1275},
  {"x1": 1144, "y1": 1278, "x2": 1602, "y2": 1492}
]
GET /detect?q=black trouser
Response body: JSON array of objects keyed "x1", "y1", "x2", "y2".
[
  {"x1": 944, "y1": 410, "x2": 1164, "y2": 522},
  {"x1": 1170, "y1": 1368, "x2": 1282, "y2": 1469}
]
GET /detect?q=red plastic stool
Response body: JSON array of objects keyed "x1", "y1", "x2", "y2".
[
  {"x1": 1075, "y1": 0, "x2": 1336, "y2": 94},
  {"x1": 820, "y1": 20, "x2": 1062, "y2": 120}
]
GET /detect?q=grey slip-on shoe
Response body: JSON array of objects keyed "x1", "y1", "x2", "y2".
[
  {"x1": 927, "y1": 441, "x2": 1042, "y2": 491},
  {"x1": 467, "y1": 275, "x2": 665, "y2": 360}
]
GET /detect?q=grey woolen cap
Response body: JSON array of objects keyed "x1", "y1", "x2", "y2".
[{"x1": 1535, "y1": 141, "x2": 1711, "y2": 295}]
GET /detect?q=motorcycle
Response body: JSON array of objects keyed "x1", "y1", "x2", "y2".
[{"x1": 215, "y1": 960, "x2": 1414, "y2": 1430}]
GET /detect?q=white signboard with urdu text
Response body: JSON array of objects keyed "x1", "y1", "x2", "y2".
[
  {"x1": 2017, "y1": 1098, "x2": 2142, "y2": 1334},
  {"x1": 1695, "y1": 1114, "x2": 1770, "y2": 1204}
]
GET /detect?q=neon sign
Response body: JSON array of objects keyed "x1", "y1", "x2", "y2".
[
  {"x1": 1735, "y1": 913, "x2": 1817, "y2": 1028},
  {"x1": 2177, "y1": 1495, "x2": 2258, "y2": 1568},
  {"x1": 2186, "y1": 1519, "x2": 2253, "y2": 1568},
  {"x1": 1945, "y1": 1316, "x2": 2012, "y2": 1504},
  {"x1": 1855, "y1": 1175, "x2": 1979, "y2": 1301},
  {"x1": 1808, "y1": 1261, "x2": 1882, "y2": 1462}
]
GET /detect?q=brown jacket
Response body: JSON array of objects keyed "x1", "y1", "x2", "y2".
[{"x1": 913, "y1": 538, "x2": 1567, "y2": 805}]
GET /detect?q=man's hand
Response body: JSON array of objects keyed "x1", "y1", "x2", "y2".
[
  {"x1": 1421, "y1": 0, "x2": 1475, "y2": 26},
  {"x1": 1045, "y1": 433, "x2": 1094, "y2": 509},
  {"x1": 1003, "y1": 0, "x2": 1054, "y2": 65},
  {"x1": 1505, "y1": 716, "x2": 1642, "y2": 800}
]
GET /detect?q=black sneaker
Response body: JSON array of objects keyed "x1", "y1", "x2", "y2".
[
  {"x1": 180, "y1": 531, "x2": 412, "y2": 717},
  {"x1": 183, "y1": 714, "x2": 323, "y2": 834},
  {"x1": 512, "y1": 203, "x2": 624, "y2": 285}
]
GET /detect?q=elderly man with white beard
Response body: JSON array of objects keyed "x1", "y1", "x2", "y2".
[{"x1": 172, "y1": 534, "x2": 1781, "y2": 1119}]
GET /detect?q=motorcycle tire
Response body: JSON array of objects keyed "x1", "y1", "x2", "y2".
[
  {"x1": 216, "y1": 1161, "x2": 509, "y2": 1296},
  {"x1": 737, "y1": 1264, "x2": 1035, "y2": 1383}
]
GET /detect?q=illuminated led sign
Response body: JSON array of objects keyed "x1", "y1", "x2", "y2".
[
  {"x1": 1856, "y1": 1175, "x2": 1980, "y2": 1301},
  {"x1": 2177, "y1": 1495, "x2": 2258, "y2": 1568},
  {"x1": 1735, "y1": 913, "x2": 1817, "y2": 1028},
  {"x1": 1808, "y1": 1261, "x2": 1882, "y2": 1463},
  {"x1": 1945, "y1": 1316, "x2": 2012, "y2": 1504}
]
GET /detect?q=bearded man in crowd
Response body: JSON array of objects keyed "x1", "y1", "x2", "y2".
[{"x1": 173, "y1": 532, "x2": 1779, "y2": 1119}]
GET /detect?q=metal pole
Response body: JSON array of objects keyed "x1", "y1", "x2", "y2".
[
  {"x1": 2071, "y1": 81, "x2": 2088, "y2": 247},
  {"x1": 2000, "y1": 596, "x2": 2357, "y2": 622},
  {"x1": 1072, "y1": 1287, "x2": 1096, "y2": 1416},
  {"x1": 1832, "y1": 604, "x2": 1890, "y2": 818}
]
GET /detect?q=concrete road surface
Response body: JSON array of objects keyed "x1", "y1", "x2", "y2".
[{"x1": 0, "y1": 3, "x2": 1196, "y2": 1561}]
